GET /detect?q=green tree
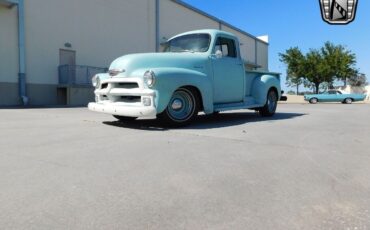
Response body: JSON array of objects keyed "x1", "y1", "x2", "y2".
[
  {"x1": 286, "y1": 90, "x2": 296, "y2": 95},
  {"x1": 280, "y1": 42, "x2": 359, "y2": 94},
  {"x1": 320, "y1": 42, "x2": 357, "y2": 86},
  {"x1": 279, "y1": 47, "x2": 304, "y2": 94},
  {"x1": 302, "y1": 49, "x2": 333, "y2": 94},
  {"x1": 348, "y1": 73, "x2": 368, "y2": 87}
]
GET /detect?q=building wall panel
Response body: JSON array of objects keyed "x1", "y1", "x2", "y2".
[
  {"x1": 24, "y1": 0, "x2": 156, "y2": 84},
  {"x1": 159, "y1": 0, "x2": 219, "y2": 42},
  {"x1": 256, "y1": 40, "x2": 268, "y2": 70},
  {"x1": 0, "y1": 6, "x2": 18, "y2": 83},
  {"x1": 1, "y1": 0, "x2": 270, "y2": 105}
]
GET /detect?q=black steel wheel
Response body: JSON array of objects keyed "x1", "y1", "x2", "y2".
[{"x1": 259, "y1": 89, "x2": 278, "y2": 117}]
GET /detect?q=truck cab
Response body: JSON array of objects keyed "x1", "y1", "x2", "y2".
[{"x1": 88, "y1": 29, "x2": 282, "y2": 126}]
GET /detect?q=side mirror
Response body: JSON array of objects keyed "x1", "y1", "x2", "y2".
[{"x1": 215, "y1": 50, "x2": 223, "y2": 59}]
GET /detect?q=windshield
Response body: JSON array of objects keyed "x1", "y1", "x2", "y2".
[{"x1": 163, "y1": 33, "x2": 210, "y2": 53}]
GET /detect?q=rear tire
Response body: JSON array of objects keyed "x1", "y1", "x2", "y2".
[
  {"x1": 309, "y1": 98, "x2": 318, "y2": 104},
  {"x1": 344, "y1": 98, "x2": 353, "y2": 104},
  {"x1": 259, "y1": 89, "x2": 278, "y2": 117},
  {"x1": 158, "y1": 88, "x2": 199, "y2": 127},
  {"x1": 113, "y1": 115, "x2": 137, "y2": 121}
]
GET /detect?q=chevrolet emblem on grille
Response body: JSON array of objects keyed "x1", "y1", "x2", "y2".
[
  {"x1": 319, "y1": 0, "x2": 358, "y2": 25},
  {"x1": 108, "y1": 69, "x2": 125, "y2": 77}
]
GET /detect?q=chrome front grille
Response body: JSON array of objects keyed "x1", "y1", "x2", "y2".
[
  {"x1": 96, "y1": 79, "x2": 144, "y2": 104},
  {"x1": 114, "y1": 82, "x2": 139, "y2": 89},
  {"x1": 98, "y1": 82, "x2": 139, "y2": 90},
  {"x1": 100, "y1": 95, "x2": 109, "y2": 101},
  {"x1": 118, "y1": 96, "x2": 141, "y2": 103}
]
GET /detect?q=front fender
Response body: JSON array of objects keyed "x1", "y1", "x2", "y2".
[
  {"x1": 251, "y1": 75, "x2": 281, "y2": 105},
  {"x1": 133, "y1": 67, "x2": 213, "y2": 114}
]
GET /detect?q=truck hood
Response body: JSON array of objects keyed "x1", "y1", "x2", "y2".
[{"x1": 109, "y1": 53, "x2": 208, "y2": 77}]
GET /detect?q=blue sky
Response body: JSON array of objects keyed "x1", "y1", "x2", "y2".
[{"x1": 182, "y1": 0, "x2": 370, "y2": 91}]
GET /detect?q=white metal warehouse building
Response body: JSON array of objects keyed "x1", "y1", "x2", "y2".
[{"x1": 0, "y1": 0, "x2": 269, "y2": 106}]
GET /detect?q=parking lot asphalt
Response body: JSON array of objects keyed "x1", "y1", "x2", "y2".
[{"x1": 1, "y1": 104, "x2": 370, "y2": 230}]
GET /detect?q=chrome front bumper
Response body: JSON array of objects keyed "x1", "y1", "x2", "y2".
[
  {"x1": 88, "y1": 102, "x2": 156, "y2": 117},
  {"x1": 88, "y1": 77, "x2": 157, "y2": 118}
]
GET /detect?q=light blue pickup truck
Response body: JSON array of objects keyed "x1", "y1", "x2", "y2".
[{"x1": 88, "y1": 29, "x2": 284, "y2": 126}]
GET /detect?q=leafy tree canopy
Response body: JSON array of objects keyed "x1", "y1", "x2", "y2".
[
  {"x1": 279, "y1": 47, "x2": 304, "y2": 94},
  {"x1": 280, "y1": 42, "x2": 359, "y2": 94},
  {"x1": 348, "y1": 73, "x2": 368, "y2": 87}
]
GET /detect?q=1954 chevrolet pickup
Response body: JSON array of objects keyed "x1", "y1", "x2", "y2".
[{"x1": 88, "y1": 29, "x2": 284, "y2": 126}]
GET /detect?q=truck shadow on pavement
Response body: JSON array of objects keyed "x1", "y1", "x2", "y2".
[{"x1": 102, "y1": 112, "x2": 306, "y2": 131}]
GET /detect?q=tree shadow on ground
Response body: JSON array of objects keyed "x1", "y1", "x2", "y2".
[{"x1": 102, "y1": 112, "x2": 306, "y2": 131}]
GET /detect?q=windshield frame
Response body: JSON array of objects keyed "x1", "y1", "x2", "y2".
[{"x1": 163, "y1": 33, "x2": 212, "y2": 53}]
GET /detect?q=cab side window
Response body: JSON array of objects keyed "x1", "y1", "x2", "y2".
[{"x1": 215, "y1": 37, "x2": 237, "y2": 58}]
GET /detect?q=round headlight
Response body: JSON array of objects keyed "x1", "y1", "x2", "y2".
[
  {"x1": 144, "y1": 70, "x2": 156, "y2": 88},
  {"x1": 92, "y1": 75, "x2": 100, "y2": 88}
]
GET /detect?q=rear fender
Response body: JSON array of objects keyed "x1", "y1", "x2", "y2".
[{"x1": 251, "y1": 75, "x2": 281, "y2": 105}]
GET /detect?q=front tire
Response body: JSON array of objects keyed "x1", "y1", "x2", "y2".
[
  {"x1": 158, "y1": 88, "x2": 199, "y2": 127},
  {"x1": 259, "y1": 89, "x2": 278, "y2": 117}
]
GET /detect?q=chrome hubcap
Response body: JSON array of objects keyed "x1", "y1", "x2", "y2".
[
  {"x1": 167, "y1": 89, "x2": 195, "y2": 121},
  {"x1": 171, "y1": 99, "x2": 183, "y2": 110}
]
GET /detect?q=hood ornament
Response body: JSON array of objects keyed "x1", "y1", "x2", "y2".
[{"x1": 108, "y1": 69, "x2": 125, "y2": 77}]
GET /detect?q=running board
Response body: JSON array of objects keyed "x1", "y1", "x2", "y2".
[{"x1": 214, "y1": 97, "x2": 263, "y2": 112}]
